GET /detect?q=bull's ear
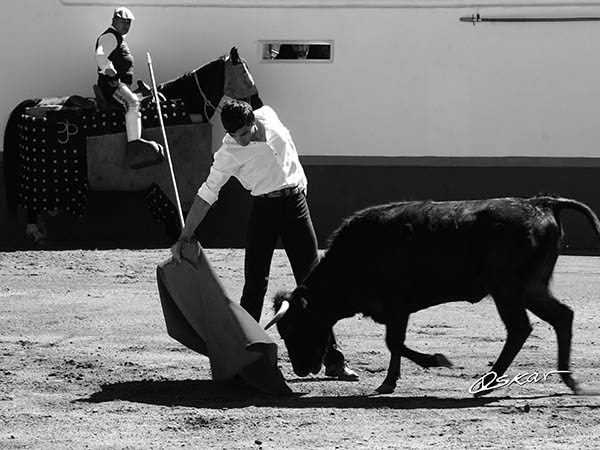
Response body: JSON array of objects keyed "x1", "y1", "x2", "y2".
[
  {"x1": 290, "y1": 285, "x2": 309, "y2": 309},
  {"x1": 298, "y1": 296, "x2": 308, "y2": 309}
]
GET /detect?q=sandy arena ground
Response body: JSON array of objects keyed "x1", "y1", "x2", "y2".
[{"x1": 1, "y1": 249, "x2": 599, "y2": 449}]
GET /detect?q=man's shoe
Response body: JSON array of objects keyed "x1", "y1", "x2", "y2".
[
  {"x1": 325, "y1": 362, "x2": 359, "y2": 381},
  {"x1": 125, "y1": 139, "x2": 165, "y2": 169}
]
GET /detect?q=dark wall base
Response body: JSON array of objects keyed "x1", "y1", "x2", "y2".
[
  {"x1": 0, "y1": 190, "x2": 174, "y2": 251},
  {"x1": 2, "y1": 161, "x2": 600, "y2": 254},
  {"x1": 305, "y1": 164, "x2": 600, "y2": 255}
]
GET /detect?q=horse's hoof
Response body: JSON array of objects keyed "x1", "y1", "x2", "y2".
[
  {"x1": 29, "y1": 234, "x2": 55, "y2": 249},
  {"x1": 373, "y1": 383, "x2": 395, "y2": 395},
  {"x1": 26, "y1": 224, "x2": 54, "y2": 249}
]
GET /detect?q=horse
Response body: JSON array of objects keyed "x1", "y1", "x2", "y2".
[
  {"x1": 158, "y1": 46, "x2": 262, "y2": 122},
  {"x1": 2, "y1": 47, "x2": 262, "y2": 247}
]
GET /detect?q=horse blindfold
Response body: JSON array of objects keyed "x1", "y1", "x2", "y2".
[{"x1": 223, "y1": 57, "x2": 258, "y2": 100}]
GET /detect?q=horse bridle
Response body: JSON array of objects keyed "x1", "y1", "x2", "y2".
[{"x1": 192, "y1": 70, "x2": 221, "y2": 123}]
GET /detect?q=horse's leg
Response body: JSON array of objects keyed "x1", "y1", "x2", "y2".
[
  {"x1": 25, "y1": 209, "x2": 44, "y2": 242},
  {"x1": 25, "y1": 209, "x2": 52, "y2": 248}
]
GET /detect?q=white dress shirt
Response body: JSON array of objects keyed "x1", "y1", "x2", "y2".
[{"x1": 197, "y1": 106, "x2": 307, "y2": 205}]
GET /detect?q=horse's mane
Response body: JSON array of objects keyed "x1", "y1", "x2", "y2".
[
  {"x1": 157, "y1": 57, "x2": 226, "y2": 121},
  {"x1": 158, "y1": 57, "x2": 225, "y2": 97},
  {"x1": 156, "y1": 50, "x2": 263, "y2": 120}
]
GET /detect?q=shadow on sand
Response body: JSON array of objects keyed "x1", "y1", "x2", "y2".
[{"x1": 77, "y1": 378, "x2": 580, "y2": 410}]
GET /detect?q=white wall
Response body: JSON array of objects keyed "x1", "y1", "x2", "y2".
[{"x1": 2, "y1": 0, "x2": 600, "y2": 158}]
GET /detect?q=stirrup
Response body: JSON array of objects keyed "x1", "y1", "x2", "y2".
[{"x1": 135, "y1": 80, "x2": 166, "y2": 105}]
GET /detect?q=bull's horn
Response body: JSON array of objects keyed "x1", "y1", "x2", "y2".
[{"x1": 264, "y1": 300, "x2": 290, "y2": 330}]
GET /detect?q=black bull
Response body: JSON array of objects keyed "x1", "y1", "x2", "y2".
[{"x1": 268, "y1": 196, "x2": 600, "y2": 395}]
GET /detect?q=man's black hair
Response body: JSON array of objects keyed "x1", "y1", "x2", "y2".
[{"x1": 221, "y1": 99, "x2": 255, "y2": 134}]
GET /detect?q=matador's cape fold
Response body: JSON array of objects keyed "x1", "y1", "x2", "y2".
[{"x1": 156, "y1": 241, "x2": 291, "y2": 395}]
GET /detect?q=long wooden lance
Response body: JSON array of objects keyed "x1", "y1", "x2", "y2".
[{"x1": 146, "y1": 52, "x2": 185, "y2": 229}]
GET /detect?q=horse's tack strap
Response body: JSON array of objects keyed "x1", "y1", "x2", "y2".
[{"x1": 193, "y1": 70, "x2": 220, "y2": 123}]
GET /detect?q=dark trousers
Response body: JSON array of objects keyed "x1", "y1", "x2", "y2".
[
  {"x1": 240, "y1": 192, "x2": 344, "y2": 368},
  {"x1": 97, "y1": 77, "x2": 121, "y2": 107}
]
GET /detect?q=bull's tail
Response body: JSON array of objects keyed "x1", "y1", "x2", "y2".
[
  {"x1": 535, "y1": 196, "x2": 600, "y2": 241},
  {"x1": 3, "y1": 99, "x2": 39, "y2": 215}
]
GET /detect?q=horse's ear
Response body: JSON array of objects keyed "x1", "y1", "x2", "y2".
[{"x1": 230, "y1": 47, "x2": 240, "y2": 65}]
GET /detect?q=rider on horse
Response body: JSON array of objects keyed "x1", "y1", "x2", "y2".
[{"x1": 95, "y1": 7, "x2": 163, "y2": 166}]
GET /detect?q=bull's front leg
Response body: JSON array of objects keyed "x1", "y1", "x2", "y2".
[
  {"x1": 375, "y1": 353, "x2": 401, "y2": 394},
  {"x1": 374, "y1": 346, "x2": 453, "y2": 395},
  {"x1": 374, "y1": 317, "x2": 409, "y2": 394}
]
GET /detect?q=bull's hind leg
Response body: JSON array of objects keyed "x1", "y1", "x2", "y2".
[
  {"x1": 525, "y1": 289, "x2": 581, "y2": 394},
  {"x1": 474, "y1": 296, "x2": 532, "y2": 397}
]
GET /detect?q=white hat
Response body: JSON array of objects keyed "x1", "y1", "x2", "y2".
[{"x1": 113, "y1": 7, "x2": 135, "y2": 21}]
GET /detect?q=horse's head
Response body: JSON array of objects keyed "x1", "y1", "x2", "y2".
[
  {"x1": 158, "y1": 47, "x2": 262, "y2": 123},
  {"x1": 223, "y1": 47, "x2": 258, "y2": 101}
]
